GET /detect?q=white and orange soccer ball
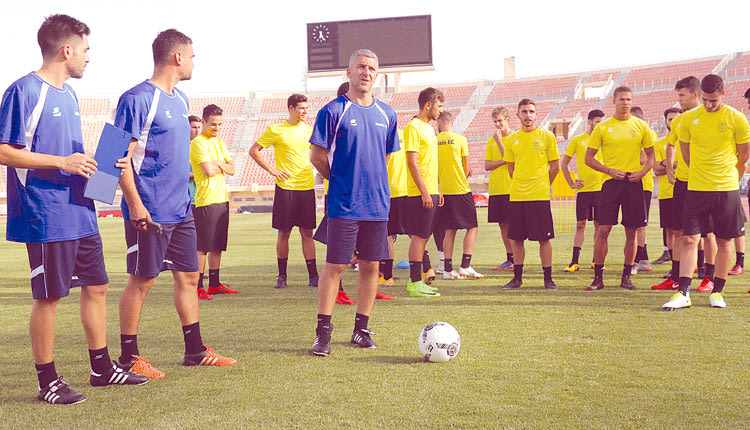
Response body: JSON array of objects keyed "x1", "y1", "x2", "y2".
[{"x1": 418, "y1": 322, "x2": 460, "y2": 363}]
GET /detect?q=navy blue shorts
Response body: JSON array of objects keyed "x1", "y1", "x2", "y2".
[
  {"x1": 325, "y1": 218, "x2": 389, "y2": 264},
  {"x1": 125, "y1": 216, "x2": 200, "y2": 278},
  {"x1": 27, "y1": 233, "x2": 109, "y2": 299}
]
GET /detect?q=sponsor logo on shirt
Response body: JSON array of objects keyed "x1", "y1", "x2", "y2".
[
  {"x1": 350, "y1": 119, "x2": 357, "y2": 127},
  {"x1": 165, "y1": 110, "x2": 172, "y2": 119},
  {"x1": 375, "y1": 122, "x2": 386, "y2": 128},
  {"x1": 52, "y1": 107, "x2": 61, "y2": 117}
]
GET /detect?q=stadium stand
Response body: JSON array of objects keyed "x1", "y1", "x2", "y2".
[
  {"x1": 81, "y1": 119, "x2": 107, "y2": 153},
  {"x1": 238, "y1": 149, "x2": 276, "y2": 186},
  {"x1": 388, "y1": 85, "x2": 477, "y2": 107},
  {"x1": 623, "y1": 58, "x2": 720, "y2": 90},
  {"x1": 725, "y1": 55, "x2": 750, "y2": 79},
  {"x1": 78, "y1": 97, "x2": 111, "y2": 116},
  {"x1": 189, "y1": 96, "x2": 246, "y2": 115},
  {"x1": 486, "y1": 76, "x2": 579, "y2": 101}
]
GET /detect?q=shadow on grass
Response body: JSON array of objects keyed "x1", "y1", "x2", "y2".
[{"x1": 353, "y1": 355, "x2": 426, "y2": 365}]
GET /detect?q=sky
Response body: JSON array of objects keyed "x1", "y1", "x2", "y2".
[{"x1": 2, "y1": 0, "x2": 748, "y2": 97}]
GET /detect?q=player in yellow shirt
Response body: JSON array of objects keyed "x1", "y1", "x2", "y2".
[
  {"x1": 659, "y1": 76, "x2": 718, "y2": 293},
  {"x1": 249, "y1": 94, "x2": 318, "y2": 289},
  {"x1": 663, "y1": 74, "x2": 750, "y2": 310},
  {"x1": 629, "y1": 106, "x2": 657, "y2": 274},
  {"x1": 649, "y1": 107, "x2": 682, "y2": 290},
  {"x1": 585, "y1": 86, "x2": 655, "y2": 291},
  {"x1": 405, "y1": 87, "x2": 444, "y2": 297},
  {"x1": 190, "y1": 104, "x2": 237, "y2": 296},
  {"x1": 378, "y1": 128, "x2": 407, "y2": 289},
  {"x1": 560, "y1": 109, "x2": 605, "y2": 272},
  {"x1": 485, "y1": 107, "x2": 515, "y2": 270},
  {"x1": 436, "y1": 112, "x2": 483, "y2": 280},
  {"x1": 500, "y1": 99, "x2": 560, "y2": 290}
]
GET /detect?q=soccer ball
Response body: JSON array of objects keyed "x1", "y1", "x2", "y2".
[{"x1": 418, "y1": 322, "x2": 460, "y2": 363}]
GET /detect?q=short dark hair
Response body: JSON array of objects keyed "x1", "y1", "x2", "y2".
[
  {"x1": 288, "y1": 94, "x2": 308, "y2": 109},
  {"x1": 188, "y1": 115, "x2": 201, "y2": 123},
  {"x1": 744, "y1": 87, "x2": 750, "y2": 99},
  {"x1": 674, "y1": 76, "x2": 700, "y2": 93},
  {"x1": 152, "y1": 29, "x2": 192, "y2": 65},
  {"x1": 587, "y1": 109, "x2": 605, "y2": 120},
  {"x1": 202, "y1": 104, "x2": 223, "y2": 120},
  {"x1": 337, "y1": 82, "x2": 349, "y2": 98},
  {"x1": 630, "y1": 106, "x2": 644, "y2": 118},
  {"x1": 437, "y1": 111, "x2": 453, "y2": 123},
  {"x1": 37, "y1": 14, "x2": 90, "y2": 59},
  {"x1": 613, "y1": 86, "x2": 632, "y2": 98},
  {"x1": 663, "y1": 107, "x2": 682, "y2": 119},
  {"x1": 518, "y1": 99, "x2": 536, "y2": 111},
  {"x1": 418, "y1": 87, "x2": 445, "y2": 110},
  {"x1": 701, "y1": 74, "x2": 724, "y2": 94}
]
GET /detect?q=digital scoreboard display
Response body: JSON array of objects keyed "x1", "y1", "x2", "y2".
[{"x1": 307, "y1": 15, "x2": 432, "y2": 73}]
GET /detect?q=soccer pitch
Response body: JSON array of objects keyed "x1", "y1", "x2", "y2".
[{"x1": 1, "y1": 210, "x2": 749, "y2": 429}]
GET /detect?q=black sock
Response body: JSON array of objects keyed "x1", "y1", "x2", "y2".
[
  {"x1": 278, "y1": 258, "x2": 288, "y2": 278},
  {"x1": 705, "y1": 263, "x2": 715, "y2": 281},
  {"x1": 513, "y1": 264, "x2": 523, "y2": 282},
  {"x1": 198, "y1": 272, "x2": 204, "y2": 290},
  {"x1": 636, "y1": 246, "x2": 645, "y2": 262},
  {"x1": 381, "y1": 259, "x2": 394, "y2": 280},
  {"x1": 507, "y1": 253, "x2": 514, "y2": 264},
  {"x1": 671, "y1": 260, "x2": 680, "y2": 280},
  {"x1": 119, "y1": 334, "x2": 139, "y2": 363},
  {"x1": 668, "y1": 249, "x2": 673, "y2": 260},
  {"x1": 409, "y1": 261, "x2": 422, "y2": 283},
  {"x1": 642, "y1": 244, "x2": 649, "y2": 260},
  {"x1": 208, "y1": 269, "x2": 220, "y2": 288},
  {"x1": 317, "y1": 314, "x2": 332, "y2": 331},
  {"x1": 712, "y1": 277, "x2": 727, "y2": 294},
  {"x1": 461, "y1": 254, "x2": 472, "y2": 269},
  {"x1": 737, "y1": 252, "x2": 745, "y2": 267},
  {"x1": 182, "y1": 322, "x2": 204, "y2": 355},
  {"x1": 663, "y1": 229, "x2": 668, "y2": 247},
  {"x1": 444, "y1": 258, "x2": 453, "y2": 272},
  {"x1": 354, "y1": 313, "x2": 369, "y2": 331},
  {"x1": 338, "y1": 279, "x2": 344, "y2": 292},
  {"x1": 571, "y1": 247, "x2": 581, "y2": 265},
  {"x1": 35, "y1": 361, "x2": 58, "y2": 388},
  {"x1": 594, "y1": 264, "x2": 604, "y2": 279},
  {"x1": 89, "y1": 346, "x2": 112, "y2": 375},
  {"x1": 379, "y1": 260, "x2": 387, "y2": 277},
  {"x1": 306, "y1": 259, "x2": 318, "y2": 279},
  {"x1": 678, "y1": 276, "x2": 692, "y2": 295},
  {"x1": 543, "y1": 266, "x2": 552, "y2": 282},
  {"x1": 622, "y1": 265, "x2": 632, "y2": 281},
  {"x1": 697, "y1": 250, "x2": 705, "y2": 270},
  {"x1": 422, "y1": 250, "x2": 432, "y2": 272}
]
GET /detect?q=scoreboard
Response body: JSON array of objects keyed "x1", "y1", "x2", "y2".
[{"x1": 307, "y1": 15, "x2": 433, "y2": 74}]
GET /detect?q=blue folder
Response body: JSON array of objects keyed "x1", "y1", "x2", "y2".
[{"x1": 83, "y1": 123, "x2": 132, "y2": 204}]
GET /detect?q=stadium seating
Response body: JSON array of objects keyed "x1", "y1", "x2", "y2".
[
  {"x1": 78, "y1": 97, "x2": 110, "y2": 116},
  {"x1": 486, "y1": 76, "x2": 579, "y2": 102},
  {"x1": 238, "y1": 149, "x2": 276, "y2": 186},
  {"x1": 726, "y1": 55, "x2": 750, "y2": 79},
  {"x1": 725, "y1": 78, "x2": 750, "y2": 115},
  {"x1": 388, "y1": 85, "x2": 477, "y2": 107},
  {"x1": 189, "y1": 96, "x2": 246, "y2": 115},
  {"x1": 463, "y1": 100, "x2": 560, "y2": 139},
  {"x1": 81, "y1": 119, "x2": 107, "y2": 153},
  {"x1": 624, "y1": 58, "x2": 720, "y2": 90}
]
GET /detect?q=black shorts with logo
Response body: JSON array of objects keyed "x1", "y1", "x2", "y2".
[
  {"x1": 438, "y1": 192, "x2": 478, "y2": 230},
  {"x1": 576, "y1": 191, "x2": 600, "y2": 222},
  {"x1": 488, "y1": 194, "x2": 511, "y2": 223},
  {"x1": 508, "y1": 200, "x2": 555, "y2": 241},
  {"x1": 596, "y1": 178, "x2": 647, "y2": 229}
]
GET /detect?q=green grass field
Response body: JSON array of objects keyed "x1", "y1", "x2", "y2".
[{"x1": 1, "y1": 209, "x2": 750, "y2": 429}]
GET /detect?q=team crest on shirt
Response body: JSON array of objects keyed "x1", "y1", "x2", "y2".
[
  {"x1": 532, "y1": 140, "x2": 541, "y2": 150},
  {"x1": 629, "y1": 130, "x2": 637, "y2": 138},
  {"x1": 717, "y1": 122, "x2": 729, "y2": 134}
]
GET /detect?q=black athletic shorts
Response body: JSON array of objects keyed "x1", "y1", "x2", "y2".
[
  {"x1": 194, "y1": 202, "x2": 229, "y2": 252},
  {"x1": 683, "y1": 190, "x2": 745, "y2": 239},
  {"x1": 576, "y1": 191, "x2": 600, "y2": 222},
  {"x1": 643, "y1": 191, "x2": 653, "y2": 225},
  {"x1": 671, "y1": 180, "x2": 688, "y2": 231},
  {"x1": 405, "y1": 195, "x2": 439, "y2": 239},
  {"x1": 388, "y1": 196, "x2": 408, "y2": 235},
  {"x1": 508, "y1": 200, "x2": 555, "y2": 241},
  {"x1": 438, "y1": 192, "x2": 478, "y2": 230},
  {"x1": 596, "y1": 178, "x2": 647, "y2": 229},
  {"x1": 272, "y1": 185, "x2": 316, "y2": 231},
  {"x1": 659, "y1": 198, "x2": 674, "y2": 230},
  {"x1": 325, "y1": 218, "x2": 389, "y2": 264},
  {"x1": 487, "y1": 194, "x2": 510, "y2": 223}
]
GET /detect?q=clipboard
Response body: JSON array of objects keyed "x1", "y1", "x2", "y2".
[{"x1": 84, "y1": 123, "x2": 132, "y2": 204}]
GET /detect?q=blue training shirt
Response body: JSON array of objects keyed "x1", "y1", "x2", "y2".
[
  {"x1": 114, "y1": 80, "x2": 191, "y2": 223},
  {"x1": 0, "y1": 72, "x2": 98, "y2": 243},
  {"x1": 310, "y1": 95, "x2": 399, "y2": 221}
]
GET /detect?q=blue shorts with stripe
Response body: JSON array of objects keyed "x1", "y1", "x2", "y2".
[
  {"x1": 125, "y1": 214, "x2": 199, "y2": 278},
  {"x1": 27, "y1": 233, "x2": 109, "y2": 300}
]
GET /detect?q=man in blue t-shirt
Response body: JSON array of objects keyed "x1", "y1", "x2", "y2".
[
  {"x1": 114, "y1": 29, "x2": 235, "y2": 379},
  {"x1": 309, "y1": 49, "x2": 399, "y2": 356},
  {"x1": 0, "y1": 14, "x2": 147, "y2": 405}
]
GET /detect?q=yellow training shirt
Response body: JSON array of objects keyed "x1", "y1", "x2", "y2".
[
  {"x1": 404, "y1": 118, "x2": 439, "y2": 196},
  {"x1": 640, "y1": 130, "x2": 657, "y2": 192},
  {"x1": 564, "y1": 132, "x2": 604, "y2": 193},
  {"x1": 387, "y1": 129, "x2": 408, "y2": 198},
  {"x1": 677, "y1": 104, "x2": 750, "y2": 192},
  {"x1": 190, "y1": 134, "x2": 231, "y2": 207},
  {"x1": 588, "y1": 116, "x2": 655, "y2": 181},
  {"x1": 503, "y1": 127, "x2": 560, "y2": 201},
  {"x1": 485, "y1": 135, "x2": 511, "y2": 196},
  {"x1": 437, "y1": 131, "x2": 471, "y2": 195},
  {"x1": 256, "y1": 120, "x2": 314, "y2": 191},
  {"x1": 668, "y1": 111, "x2": 693, "y2": 182},
  {"x1": 654, "y1": 136, "x2": 674, "y2": 199}
]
